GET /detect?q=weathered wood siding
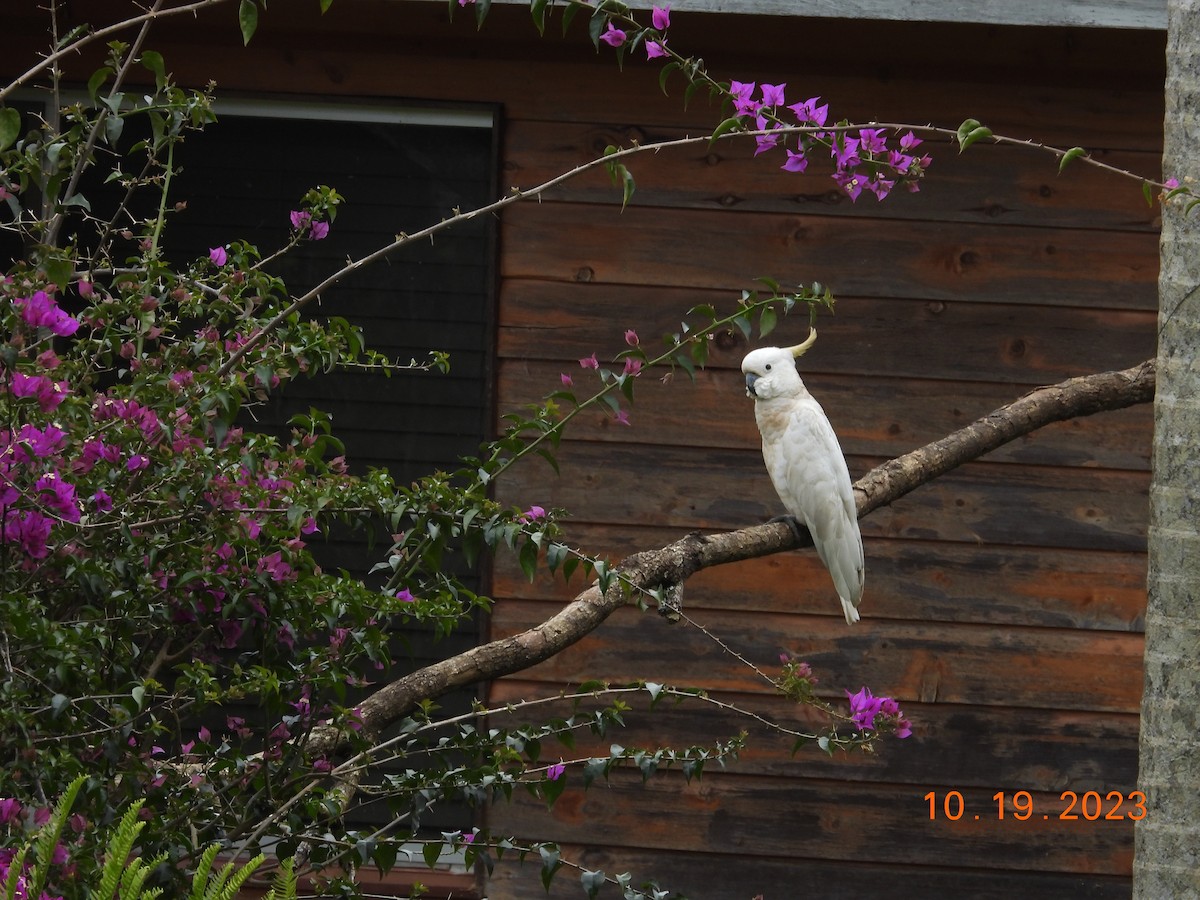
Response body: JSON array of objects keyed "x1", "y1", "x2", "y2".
[
  {"x1": 9, "y1": 3, "x2": 1163, "y2": 897},
  {"x1": 482, "y1": 10, "x2": 1162, "y2": 900}
]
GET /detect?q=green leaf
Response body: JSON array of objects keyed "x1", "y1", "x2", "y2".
[
  {"x1": 587, "y1": 10, "x2": 606, "y2": 50},
  {"x1": 139, "y1": 51, "x2": 167, "y2": 90},
  {"x1": 0, "y1": 107, "x2": 20, "y2": 152},
  {"x1": 658, "y1": 60, "x2": 679, "y2": 95},
  {"x1": 616, "y1": 163, "x2": 635, "y2": 210},
  {"x1": 238, "y1": 0, "x2": 259, "y2": 45},
  {"x1": 519, "y1": 538, "x2": 539, "y2": 582},
  {"x1": 1058, "y1": 145, "x2": 1087, "y2": 173},
  {"x1": 538, "y1": 844, "x2": 562, "y2": 891},
  {"x1": 104, "y1": 114, "x2": 123, "y2": 145},
  {"x1": 475, "y1": 0, "x2": 493, "y2": 29},
  {"x1": 422, "y1": 840, "x2": 443, "y2": 869},
  {"x1": 758, "y1": 306, "x2": 777, "y2": 339},
  {"x1": 546, "y1": 542, "x2": 570, "y2": 573},
  {"x1": 561, "y1": 2, "x2": 579, "y2": 34},
  {"x1": 1142, "y1": 179, "x2": 1154, "y2": 207},
  {"x1": 955, "y1": 118, "x2": 992, "y2": 152},
  {"x1": 708, "y1": 114, "x2": 743, "y2": 149},
  {"x1": 49, "y1": 693, "x2": 71, "y2": 718},
  {"x1": 319, "y1": 0, "x2": 334, "y2": 11},
  {"x1": 581, "y1": 869, "x2": 606, "y2": 899},
  {"x1": 531, "y1": 0, "x2": 549, "y2": 35},
  {"x1": 732, "y1": 313, "x2": 752, "y2": 340},
  {"x1": 86, "y1": 67, "x2": 113, "y2": 104}
]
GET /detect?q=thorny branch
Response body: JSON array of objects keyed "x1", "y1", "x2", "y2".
[{"x1": 303, "y1": 357, "x2": 1156, "y2": 759}]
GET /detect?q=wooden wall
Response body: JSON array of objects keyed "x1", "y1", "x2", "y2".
[
  {"x1": 481, "y1": 10, "x2": 1162, "y2": 900},
  {"x1": 9, "y1": 3, "x2": 1164, "y2": 897}
]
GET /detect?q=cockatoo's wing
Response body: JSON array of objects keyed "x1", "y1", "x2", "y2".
[{"x1": 760, "y1": 397, "x2": 864, "y2": 624}]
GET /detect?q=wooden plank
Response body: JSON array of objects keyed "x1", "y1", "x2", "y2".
[
  {"x1": 499, "y1": 203, "x2": 1159, "y2": 308},
  {"x1": 496, "y1": 358, "x2": 1155, "y2": 471},
  {"x1": 486, "y1": 769, "x2": 1135, "y2": 875},
  {"x1": 506, "y1": 121, "x2": 1163, "y2": 231},
  {"x1": 497, "y1": 283, "x2": 1157, "y2": 381},
  {"x1": 490, "y1": 525, "x2": 1147, "y2": 631},
  {"x1": 487, "y1": 601, "x2": 1144, "y2": 712},
  {"x1": 57, "y1": 5, "x2": 1163, "y2": 150},
  {"x1": 488, "y1": 678, "x2": 1139, "y2": 789},
  {"x1": 487, "y1": 845, "x2": 1132, "y2": 900},
  {"x1": 494, "y1": 441, "x2": 1150, "y2": 551},
  {"x1": 484, "y1": 0, "x2": 1168, "y2": 31}
]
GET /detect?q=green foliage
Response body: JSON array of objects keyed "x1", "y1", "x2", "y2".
[
  {"x1": 0, "y1": 4, "x2": 921, "y2": 898},
  {"x1": 0, "y1": 779, "x2": 289, "y2": 900},
  {"x1": 955, "y1": 117, "x2": 993, "y2": 151}
]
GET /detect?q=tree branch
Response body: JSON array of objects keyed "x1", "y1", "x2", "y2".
[{"x1": 305, "y1": 357, "x2": 1155, "y2": 755}]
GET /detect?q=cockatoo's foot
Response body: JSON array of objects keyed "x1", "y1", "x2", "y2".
[{"x1": 767, "y1": 514, "x2": 808, "y2": 543}]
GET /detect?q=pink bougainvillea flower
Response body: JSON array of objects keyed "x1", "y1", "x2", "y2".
[
  {"x1": 846, "y1": 686, "x2": 884, "y2": 730},
  {"x1": 599, "y1": 22, "x2": 627, "y2": 47},
  {"x1": 613, "y1": 409, "x2": 631, "y2": 426},
  {"x1": 546, "y1": 762, "x2": 565, "y2": 781},
  {"x1": 289, "y1": 209, "x2": 312, "y2": 230},
  {"x1": 560, "y1": 372, "x2": 573, "y2": 387},
  {"x1": 9, "y1": 372, "x2": 68, "y2": 411},
  {"x1": 15, "y1": 290, "x2": 79, "y2": 337},
  {"x1": 832, "y1": 171, "x2": 864, "y2": 202},
  {"x1": 858, "y1": 127, "x2": 888, "y2": 155},
  {"x1": 622, "y1": 357, "x2": 642, "y2": 376},
  {"x1": 10, "y1": 423, "x2": 68, "y2": 461},
  {"x1": 4, "y1": 509, "x2": 54, "y2": 558},
  {"x1": 126, "y1": 454, "x2": 150, "y2": 472},
  {"x1": 651, "y1": 4, "x2": 671, "y2": 30},
  {"x1": 866, "y1": 173, "x2": 896, "y2": 201},
  {"x1": 782, "y1": 149, "x2": 809, "y2": 173},
  {"x1": 309, "y1": 220, "x2": 330, "y2": 240},
  {"x1": 788, "y1": 96, "x2": 829, "y2": 128},
  {"x1": 831, "y1": 135, "x2": 861, "y2": 169},
  {"x1": 0, "y1": 798, "x2": 22, "y2": 825},
  {"x1": 759, "y1": 82, "x2": 786, "y2": 108},
  {"x1": 578, "y1": 352, "x2": 599, "y2": 369},
  {"x1": 520, "y1": 505, "x2": 547, "y2": 523},
  {"x1": 624, "y1": 328, "x2": 639, "y2": 346},
  {"x1": 209, "y1": 246, "x2": 227, "y2": 266},
  {"x1": 729, "y1": 80, "x2": 759, "y2": 116},
  {"x1": 35, "y1": 474, "x2": 80, "y2": 524},
  {"x1": 753, "y1": 115, "x2": 780, "y2": 156},
  {"x1": 395, "y1": 588, "x2": 416, "y2": 602},
  {"x1": 645, "y1": 39, "x2": 668, "y2": 59}
]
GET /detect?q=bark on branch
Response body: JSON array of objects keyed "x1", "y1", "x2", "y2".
[{"x1": 314, "y1": 358, "x2": 1156, "y2": 753}]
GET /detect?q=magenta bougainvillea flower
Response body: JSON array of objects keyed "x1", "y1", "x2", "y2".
[{"x1": 599, "y1": 23, "x2": 627, "y2": 47}]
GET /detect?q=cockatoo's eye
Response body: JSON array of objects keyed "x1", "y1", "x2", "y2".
[{"x1": 765, "y1": 364, "x2": 772, "y2": 371}]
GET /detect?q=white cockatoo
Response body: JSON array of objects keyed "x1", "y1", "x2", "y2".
[{"x1": 741, "y1": 330, "x2": 864, "y2": 624}]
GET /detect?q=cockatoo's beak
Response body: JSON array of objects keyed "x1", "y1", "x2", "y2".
[
  {"x1": 745, "y1": 373, "x2": 759, "y2": 397},
  {"x1": 786, "y1": 328, "x2": 817, "y2": 358}
]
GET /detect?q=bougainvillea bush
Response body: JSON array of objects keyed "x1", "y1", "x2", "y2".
[{"x1": 0, "y1": 3, "x2": 921, "y2": 896}]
